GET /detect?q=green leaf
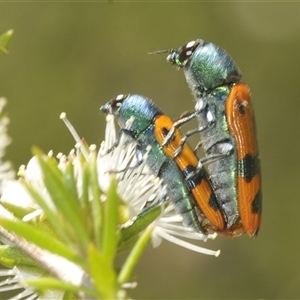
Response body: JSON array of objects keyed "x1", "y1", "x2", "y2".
[
  {"x1": 62, "y1": 291, "x2": 78, "y2": 300},
  {"x1": 87, "y1": 244, "x2": 118, "y2": 299},
  {"x1": 22, "y1": 179, "x2": 74, "y2": 245},
  {"x1": 89, "y1": 153, "x2": 103, "y2": 249},
  {"x1": 118, "y1": 223, "x2": 154, "y2": 285},
  {"x1": 0, "y1": 218, "x2": 82, "y2": 264},
  {"x1": 0, "y1": 245, "x2": 40, "y2": 270},
  {"x1": 36, "y1": 154, "x2": 90, "y2": 247},
  {"x1": 24, "y1": 277, "x2": 92, "y2": 297},
  {"x1": 0, "y1": 29, "x2": 13, "y2": 55},
  {"x1": 80, "y1": 162, "x2": 90, "y2": 209},
  {"x1": 102, "y1": 177, "x2": 118, "y2": 262},
  {"x1": 0, "y1": 201, "x2": 32, "y2": 219},
  {"x1": 118, "y1": 203, "x2": 162, "y2": 251},
  {"x1": 64, "y1": 162, "x2": 79, "y2": 203}
]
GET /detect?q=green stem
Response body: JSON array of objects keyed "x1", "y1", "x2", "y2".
[{"x1": 118, "y1": 223, "x2": 154, "y2": 285}]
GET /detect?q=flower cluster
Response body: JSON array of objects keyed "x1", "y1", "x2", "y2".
[
  {"x1": 98, "y1": 114, "x2": 220, "y2": 254},
  {"x1": 0, "y1": 111, "x2": 219, "y2": 299},
  {"x1": 0, "y1": 29, "x2": 220, "y2": 299}
]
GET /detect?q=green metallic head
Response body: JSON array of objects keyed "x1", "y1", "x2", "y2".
[
  {"x1": 100, "y1": 94, "x2": 162, "y2": 137},
  {"x1": 167, "y1": 39, "x2": 242, "y2": 93}
]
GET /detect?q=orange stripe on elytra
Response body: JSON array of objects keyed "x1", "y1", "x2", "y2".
[
  {"x1": 154, "y1": 115, "x2": 225, "y2": 230},
  {"x1": 238, "y1": 174, "x2": 261, "y2": 236},
  {"x1": 226, "y1": 83, "x2": 257, "y2": 158},
  {"x1": 226, "y1": 83, "x2": 261, "y2": 236}
]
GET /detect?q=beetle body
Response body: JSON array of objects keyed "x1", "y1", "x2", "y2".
[
  {"x1": 100, "y1": 94, "x2": 226, "y2": 234},
  {"x1": 166, "y1": 39, "x2": 262, "y2": 237}
]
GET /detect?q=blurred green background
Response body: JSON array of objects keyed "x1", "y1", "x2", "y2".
[{"x1": 0, "y1": 2, "x2": 299, "y2": 299}]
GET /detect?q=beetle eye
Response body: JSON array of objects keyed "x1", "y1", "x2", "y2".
[
  {"x1": 111, "y1": 94, "x2": 127, "y2": 109},
  {"x1": 115, "y1": 94, "x2": 126, "y2": 101},
  {"x1": 177, "y1": 40, "x2": 199, "y2": 65}
]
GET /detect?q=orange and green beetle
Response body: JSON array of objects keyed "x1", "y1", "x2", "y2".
[{"x1": 164, "y1": 39, "x2": 262, "y2": 237}]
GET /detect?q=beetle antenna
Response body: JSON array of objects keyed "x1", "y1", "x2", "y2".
[{"x1": 148, "y1": 49, "x2": 174, "y2": 55}]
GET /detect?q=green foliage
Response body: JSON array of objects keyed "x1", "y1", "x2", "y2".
[
  {"x1": 0, "y1": 150, "x2": 161, "y2": 299},
  {"x1": 0, "y1": 245, "x2": 39, "y2": 270},
  {"x1": 0, "y1": 28, "x2": 162, "y2": 298},
  {"x1": 0, "y1": 29, "x2": 13, "y2": 55}
]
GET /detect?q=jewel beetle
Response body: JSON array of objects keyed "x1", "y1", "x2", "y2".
[
  {"x1": 100, "y1": 94, "x2": 229, "y2": 235},
  {"x1": 161, "y1": 39, "x2": 262, "y2": 237}
]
